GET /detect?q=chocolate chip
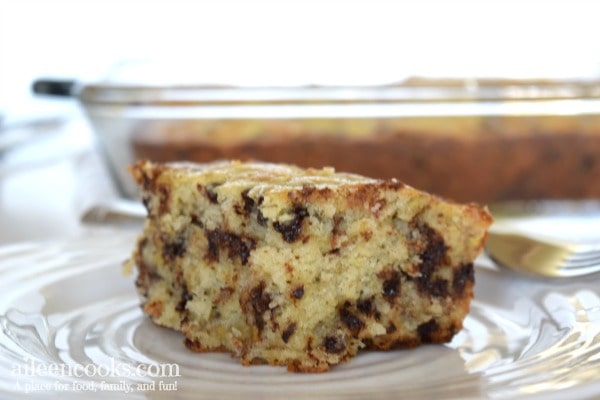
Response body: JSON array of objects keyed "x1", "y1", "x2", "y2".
[
  {"x1": 190, "y1": 214, "x2": 204, "y2": 228},
  {"x1": 340, "y1": 302, "x2": 364, "y2": 334},
  {"x1": 417, "y1": 319, "x2": 439, "y2": 343},
  {"x1": 184, "y1": 338, "x2": 203, "y2": 352},
  {"x1": 142, "y1": 196, "x2": 151, "y2": 212},
  {"x1": 386, "y1": 322, "x2": 397, "y2": 334},
  {"x1": 256, "y1": 196, "x2": 268, "y2": 226},
  {"x1": 134, "y1": 260, "x2": 160, "y2": 295},
  {"x1": 241, "y1": 189, "x2": 255, "y2": 214},
  {"x1": 453, "y1": 263, "x2": 474, "y2": 295},
  {"x1": 418, "y1": 225, "x2": 448, "y2": 273},
  {"x1": 141, "y1": 171, "x2": 154, "y2": 192},
  {"x1": 134, "y1": 238, "x2": 161, "y2": 296},
  {"x1": 234, "y1": 190, "x2": 268, "y2": 226},
  {"x1": 175, "y1": 285, "x2": 193, "y2": 312},
  {"x1": 206, "y1": 229, "x2": 256, "y2": 265},
  {"x1": 429, "y1": 278, "x2": 449, "y2": 297},
  {"x1": 282, "y1": 323, "x2": 297, "y2": 343},
  {"x1": 248, "y1": 282, "x2": 271, "y2": 332},
  {"x1": 412, "y1": 224, "x2": 449, "y2": 297},
  {"x1": 198, "y1": 183, "x2": 220, "y2": 204},
  {"x1": 292, "y1": 286, "x2": 304, "y2": 299},
  {"x1": 357, "y1": 298, "x2": 373, "y2": 315},
  {"x1": 163, "y1": 236, "x2": 187, "y2": 261},
  {"x1": 256, "y1": 209, "x2": 268, "y2": 227},
  {"x1": 382, "y1": 271, "x2": 401, "y2": 299},
  {"x1": 273, "y1": 206, "x2": 308, "y2": 243},
  {"x1": 324, "y1": 335, "x2": 346, "y2": 354}
]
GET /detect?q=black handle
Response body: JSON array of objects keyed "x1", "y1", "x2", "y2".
[{"x1": 32, "y1": 79, "x2": 77, "y2": 97}]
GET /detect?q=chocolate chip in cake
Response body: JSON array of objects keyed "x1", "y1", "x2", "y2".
[
  {"x1": 357, "y1": 297, "x2": 374, "y2": 316},
  {"x1": 133, "y1": 238, "x2": 162, "y2": 296},
  {"x1": 282, "y1": 323, "x2": 297, "y2": 343},
  {"x1": 184, "y1": 338, "x2": 204, "y2": 352},
  {"x1": 206, "y1": 230, "x2": 256, "y2": 265},
  {"x1": 256, "y1": 209, "x2": 268, "y2": 227},
  {"x1": 417, "y1": 319, "x2": 439, "y2": 343},
  {"x1": 198, "y1": 183, "x2": 220, "y2": 204},
  {"x1": 256, "y1": 196, "x2": 268, "y2": 226},
  {"x1": 418, "y1": 224, "x2": 448, "y2": 272},
  {"x1": 235, "y1": 189, "x2": 269, "y2": 227},
  {"x1": 413, "y1": 224, "x2": 449, "y2": 297},
  {"x1": 134, "y1": 258, "x2": 160, "y2": 296},
  {"x1": 428, "y1": 279, "x2": 449, "y2": 298},
  {"x1": 323, "y1": 335, "x2": 346, "y2": 354},
  {"x1": 453, "y1": 263, "x2": 474, "y2": 295},
  {"x1": 292, "y1": 286, "x2": 304, "y2": 299},
  {"x1": 190, "y1": 214, "x2": 204, "y2": 228},
  {"x1": 129, "y1": 160, "x2": 491, "y2": 372},
  {"x1": 240, "y1": 188, "x2": 255, "y2": 214},
  {"x1": 327, "y1": 248, "x2": 341, "y2": 256},
  {"x1": 273, "y1": 206, "x2": 309, "y2": 243},
  {"x1": 248, "y1": 282, "x2": 271, "y2": 332},
  {"x1": 386, "y1": 322, "x2": 397, "y2": 334},
  {"x1": 140, "y1": 171, "x2": 154, "y2": 192},
  {"x1": 176, "y1": 285, "x2": 193, "y2": 312},
  {"x1": 163, "y1": 236, "x2": 187, "y2": 261},
  {"x1": 340, "y1": 302, "x2": 364, "y2": 334},
  {"x1": 382, "y1": 271, "x2": 401, "y2": 299},
  {"x1": 142, "y1": 196, "x2": 151, "y2": 212}
]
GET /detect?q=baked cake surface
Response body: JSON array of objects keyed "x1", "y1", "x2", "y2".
[
  {"x1": 131, "y1": 115, "x2": 600, "y2": 203},
  {"x1": 128, "y1": 160, "x2": 492, "y2": 372}
]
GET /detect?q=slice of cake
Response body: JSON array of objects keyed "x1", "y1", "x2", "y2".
[{"x1": 128, "y1": 160, "x2": 492, "y2": 372}]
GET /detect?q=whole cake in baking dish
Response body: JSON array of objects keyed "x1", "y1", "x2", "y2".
[
  {"x1": 131, "y1": 114, "x2": 600, "y2": 203},
  {"x1": 128, "y1": 160, "x2": 492, "y2": 372}
]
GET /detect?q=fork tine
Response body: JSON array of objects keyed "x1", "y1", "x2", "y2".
[
  {"x1": 561, "y1": 245, "x2": 600, "y2": 263},
  {"x1": 561, "y1": 260, "x2": 600, "y2": 270},
  {"x1": 561, "y1": 263, "x2": 600, "y2": 276},
  {"x1": 485, "y1": 231, "x2": 600, "y2": 277},
  {"x1": 562, "y1": 258, "x2": 600, "y2": 269},
  {"x1": 562, "y1": 259, "x2": 600, "y2": 269},
  {"x1": 554, "y1": 243, "x2": 600, "y2": 275}
]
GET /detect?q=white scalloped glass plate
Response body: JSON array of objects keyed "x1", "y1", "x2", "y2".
[{"x1": 1, "y1": 228, "x2": 600, "y2": 400}]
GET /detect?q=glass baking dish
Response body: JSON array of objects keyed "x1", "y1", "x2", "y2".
[{"x1": 33, "y1": 77, "x2": 600, "y2": 203}]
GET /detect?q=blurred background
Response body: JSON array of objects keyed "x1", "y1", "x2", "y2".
[{"x1": 2, "y1": 0, "x2": 600, "y2": 115}]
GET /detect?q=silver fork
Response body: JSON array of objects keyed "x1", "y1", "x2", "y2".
[{"x1": 485, "y1": 231, "x2": 600, "y2": 278}]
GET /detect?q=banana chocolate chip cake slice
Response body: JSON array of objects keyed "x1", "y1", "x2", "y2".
[{"x1": 128, "y1": 160, "x2": 492, "y2": 372}]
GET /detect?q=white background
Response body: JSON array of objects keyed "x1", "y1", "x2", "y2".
[{"x1": 1, "y1": 0, "x2": 600, "y2": 116}]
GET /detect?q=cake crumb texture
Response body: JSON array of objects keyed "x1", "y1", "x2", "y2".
[{"x1": 129, "y1": 160, "x2": 492, "y2": 372}]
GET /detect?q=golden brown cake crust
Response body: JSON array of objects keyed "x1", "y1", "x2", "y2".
[{"x1": 128, "y1": 160, "x2": 492, "y2": 372}]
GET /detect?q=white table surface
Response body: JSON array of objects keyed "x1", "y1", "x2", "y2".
[{"x1": 0, "y1": 113, "x2": 119, "y2": 244}]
